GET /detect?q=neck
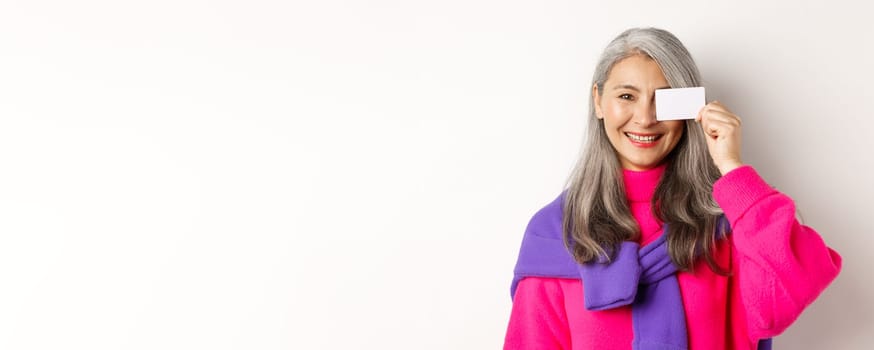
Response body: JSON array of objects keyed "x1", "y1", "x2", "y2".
[{"x1": 622, "y1": 163, "x2": 667, "y2": 203}]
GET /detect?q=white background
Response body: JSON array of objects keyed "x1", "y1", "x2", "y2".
[{"x1": 1, "y1": 0, "x2": 871, "y2": 349}]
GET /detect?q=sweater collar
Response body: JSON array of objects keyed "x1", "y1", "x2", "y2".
[{"x1": 622, "y1": 163, "x2": 667, "y2": 203}]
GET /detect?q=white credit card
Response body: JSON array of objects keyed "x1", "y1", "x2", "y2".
[{"x1": 655, "y1": 87, "x2": 705, "y2": 121}]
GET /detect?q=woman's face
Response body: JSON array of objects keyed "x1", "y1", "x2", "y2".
[{"x1": 593, "y1": 54, "x2": 685, "y2": 171}]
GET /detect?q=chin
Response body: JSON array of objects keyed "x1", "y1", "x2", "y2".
[{"x1": 626, "y1": 157, "x2": 666, "y2": 170}]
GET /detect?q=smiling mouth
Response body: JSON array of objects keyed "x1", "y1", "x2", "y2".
[{"x1": 624, "y1": 132, "x2": 662, "y2": 143}]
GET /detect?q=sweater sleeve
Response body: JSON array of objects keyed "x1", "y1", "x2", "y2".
[
  {"x1": 713, "y1": 165, "x2": 842, "y2": 339},
  {"x1": 504, "y1": 277, "x2": 572, "y2": 350}
]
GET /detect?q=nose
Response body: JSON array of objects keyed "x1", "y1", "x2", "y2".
[{"x1": 632, "y1": 97, "x2": 658, "y2": 127}]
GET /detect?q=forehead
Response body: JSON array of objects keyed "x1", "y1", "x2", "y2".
[{"x1": 605, "y1": 55, "x2": 669, "y2": 88}]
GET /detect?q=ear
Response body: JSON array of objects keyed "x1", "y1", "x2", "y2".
[{"x1": 592, "y1": 83, "x2": 604, "y2": 120}]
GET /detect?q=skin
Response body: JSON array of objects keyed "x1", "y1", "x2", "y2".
[{"x1": 593, "y1": 54, "x2": 744, "y2": 175}]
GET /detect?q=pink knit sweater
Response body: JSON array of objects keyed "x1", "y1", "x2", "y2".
[{"x1": 504, "y1": 164, "x2": 842, "y2": 349}]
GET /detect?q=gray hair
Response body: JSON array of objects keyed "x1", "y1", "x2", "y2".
[{"x1": 563, "y1": 27, "x2": 727, "y2": 272}]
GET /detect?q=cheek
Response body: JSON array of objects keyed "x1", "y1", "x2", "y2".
[
  {"x1": 603, "y1": 102, "x2": 632, "y2": 125},
  {"x1": 666, "y1": 122, "x2": 686, "y2": 148}
]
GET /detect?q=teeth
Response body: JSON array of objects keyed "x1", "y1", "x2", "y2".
[{"x1": 626, "y1": 133, "x2": 658, "y2": 142}]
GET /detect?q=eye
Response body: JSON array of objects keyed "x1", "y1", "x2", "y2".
[{"x1": 619, "y1": 94, "x2": 634, "y2": 100}]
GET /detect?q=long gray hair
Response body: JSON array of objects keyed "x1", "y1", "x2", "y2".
[{"x1": 563, "y1": 27, "x2": 728, "y2": 272}]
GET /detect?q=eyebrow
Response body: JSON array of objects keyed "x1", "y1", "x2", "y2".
[{"x1": 612, "y1": 84, "x2": 672, "y2": 91}]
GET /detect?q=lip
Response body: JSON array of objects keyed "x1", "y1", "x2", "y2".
[
  {"x1": 624, "y1": 131, "x2": 662, "y2": 148},
  {"x1": 625, "y1": 131, "x2": 661, "y2": 137}
]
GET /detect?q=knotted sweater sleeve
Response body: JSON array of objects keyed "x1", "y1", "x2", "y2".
[{"x1": 713, "y1": 165, "x2": 842, "y2": 340}]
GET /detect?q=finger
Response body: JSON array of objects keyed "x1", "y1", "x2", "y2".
[
  {"x1": 699, "y1": 111, "x2": 738, "y2": 134},
  {"x1": 695, "y1": 105, "x2": 707, "y2": 123},
  {"x1": 700, "y1": 117, "x2": 741, "y2": 140},
  {"x1": 702, "y1": 109, "x2": 742, "y2": 127},
  {"x1": 702, "y1": 119, "x2": 721, "y2": 137},
  {"x1": 705, "y1": 101, "x2": 734, "y2": 115},
  {"x1": 698, "y1": 102, "x2": 724, "y2": 121},
  {"x1": 699, "y1": 107, "x2": 741, "y2": 126},
  {"x1": 701, "y1": 121, "x2": 727, "y2": 139}
]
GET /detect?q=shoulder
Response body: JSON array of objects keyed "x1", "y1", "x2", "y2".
[
  {"x1": 524, "y1": 190, "x2": 567, "y2": 241},
  {"x1": 511, "y1": 190, "x2": 579, "y2": 291},
  {"x1": 515, "y1": 276, "x2": 578, "y2": 299}
]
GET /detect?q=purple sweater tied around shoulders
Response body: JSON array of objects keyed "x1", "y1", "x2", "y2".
[{"x1": 510, "y1": 191, "x2": 772, "y2": 350}]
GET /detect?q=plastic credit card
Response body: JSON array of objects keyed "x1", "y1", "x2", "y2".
[{"x1": 655, "y1": 87, "x2": 705, "y2": 121}]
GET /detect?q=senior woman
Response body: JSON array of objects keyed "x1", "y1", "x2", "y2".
[{"x1": 504, "y1": 27, "x2": 842, "y2": 350}]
